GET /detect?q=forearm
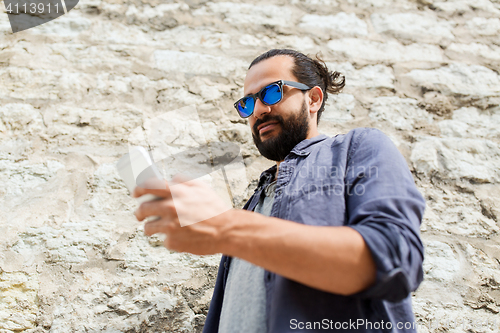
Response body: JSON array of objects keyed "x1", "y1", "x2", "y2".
[{"x1": 218, "y1": 209, "x2": 377, "y2": 296}]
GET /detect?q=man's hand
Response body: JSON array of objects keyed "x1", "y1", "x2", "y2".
[
  {"x1": 133, "y1": 175, "x2": 376, "y2": 295},
  {"x1": 133, "y1": 175, "x2": 233, "y2": 255}
]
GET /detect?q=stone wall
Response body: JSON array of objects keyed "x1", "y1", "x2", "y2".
[{"x1": 0, "y1": 0, "x2": 499, "y2": 331}]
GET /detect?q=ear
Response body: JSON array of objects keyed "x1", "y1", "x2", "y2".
[{"x1": 307, "y1": 86, "x2": 324, "y2": 115}]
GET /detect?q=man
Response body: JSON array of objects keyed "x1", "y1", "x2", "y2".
[{"x1": 134, "y1": 49, "x2": 425, "y2": 332}]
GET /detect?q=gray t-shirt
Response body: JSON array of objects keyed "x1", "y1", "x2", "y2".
[{"x1": 217, "y1": 180, "x2": 277, "y2": 333}]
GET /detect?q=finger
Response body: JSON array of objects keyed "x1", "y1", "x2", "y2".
[
  {"x1": 144, "y1": 217, "x2": 178, "y2": 236},
  {"x1": 133, "y1": 180, "x2": 171, "y2": 198},
  {"x1": 135, "y1": 199, "x2": 176, "y2": 222}
]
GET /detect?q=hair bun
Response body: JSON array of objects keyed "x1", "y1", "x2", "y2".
[
  {"x1": 327, "y1": 71, "x2": 345, "y2": 94},
  {"x1": 312, "y1": 54, "x2": 345, "y2": 94}
]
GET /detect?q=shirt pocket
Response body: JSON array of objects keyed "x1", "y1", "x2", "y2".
[{"x1": 284, "y1": 176, "x2": 346, "y2": 226}]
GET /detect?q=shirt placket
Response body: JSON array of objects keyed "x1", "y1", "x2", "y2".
[{"x1": 270, "y1": 160, "x2": 295, "y2": 219}]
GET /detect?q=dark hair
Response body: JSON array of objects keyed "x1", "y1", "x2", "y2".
[{"x1": 249, "y1": 49, "x2": 345, "y2": 124}]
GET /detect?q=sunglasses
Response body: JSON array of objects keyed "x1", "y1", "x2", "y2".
[{"x1": 234, "y1": 80, "x2": 311, "y2": 118}]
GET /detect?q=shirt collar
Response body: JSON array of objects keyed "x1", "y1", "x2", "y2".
[
  {"x1": 257, "y1": 165, "x2": 277, "y2": 189},
  {"x1": 256, "y1": 133, "x2": 329, "y2": 189},
  {"x1": 290, "y1": 133, "x2": 329, "y2": 156}
]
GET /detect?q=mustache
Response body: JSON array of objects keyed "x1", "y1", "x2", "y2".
[{"x1": 253, "y1": 115, "x2": 283, "y2": 134}]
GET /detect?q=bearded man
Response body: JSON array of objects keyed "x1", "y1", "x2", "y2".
[{"x1": 134, "y1": 49, "x2": 426, "y2": 333}]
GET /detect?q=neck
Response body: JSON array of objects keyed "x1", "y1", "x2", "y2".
[{"x1": 306, "y1": 127, "x2": 320, "y2": 140}]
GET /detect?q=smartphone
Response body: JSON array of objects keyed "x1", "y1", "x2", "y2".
[{"x1": 116, "y1": 146, "x2": 164, "y2": 205}]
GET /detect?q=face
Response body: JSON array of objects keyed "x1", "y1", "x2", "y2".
[
  {"x1": 243, "y1": 56, "x2": 318, "y2": 162},
  {"x1": 252, "y1": 98, "x2": 310, "y2": 161}
]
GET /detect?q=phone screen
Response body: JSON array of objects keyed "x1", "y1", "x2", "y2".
[{"x1": 116, "y1": 146, "x2": 164, "y2": 194}]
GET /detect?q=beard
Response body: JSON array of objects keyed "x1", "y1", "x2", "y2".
[{"x1": 252, "y1": 100, "x2": 310, "y2": 162}]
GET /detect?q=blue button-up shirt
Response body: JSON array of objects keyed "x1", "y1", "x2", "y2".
[{"x1": 203, "y1": 127, "x2": 425, "y2": 333}]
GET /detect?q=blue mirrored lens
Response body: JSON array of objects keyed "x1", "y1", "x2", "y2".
[
  {"x1": 237, "y1": 97, "x2": 254, "y2": 117},
  {"x1": 261, "y1": 84, "x2": 281, "y2": 105}
]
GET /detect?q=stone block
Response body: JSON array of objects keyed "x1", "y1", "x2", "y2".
[
  {"x1": 193, "y1": 2, "x2": 294, "y2": 27},
  {"x1": 372, "y1": 13, "x2": 455, "y2": 44},
  {"x1": 423, "y1": 241, "x2": 460, "y2": 282},
  {"x1": 0, "y1": 272, "x2": 38, "y2": 332},
  {"x1": 327, "y1": 38, "x2": 444, "y2": 63},
  {"x1": 411, "y1": 136, "x2": 500, "y2": 183},
  {"x1": 445, "y1": 43, "x2": 500, "y2": 70},
  {"x1": 321, "y1": 93, "x2": 355, "y2": 122},
  {"x1": 399, "y1": 63, "x2": 500, "y2": 101},
  {"x1": 299, "y1": 12, "x2": 368, "y2": 36},
  {"x1": 438, "y1": 106, "x2": 500, "y2": 139},
  {"x1": 465, "y1": 17, "x2": 500, "y2": 36},
  {"x1": 154, "y1": 50, "x2": 246, "y2": 77},
  {"x1": 369, "y1": 96, "x2": 432, "y2": 130}
]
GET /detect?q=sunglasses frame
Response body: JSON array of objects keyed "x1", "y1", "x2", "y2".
[{"x1": 234, "y1": 80, "x2": 312, "y2": 118}]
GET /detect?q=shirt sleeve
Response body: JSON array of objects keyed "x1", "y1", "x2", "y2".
[{"x1": 344, "y1": 128, "x2": 425, "y2": 302}]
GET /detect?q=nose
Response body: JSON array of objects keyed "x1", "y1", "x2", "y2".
[{"x1": 252, "y1": 98, "x2": 271, "y2": 120}]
